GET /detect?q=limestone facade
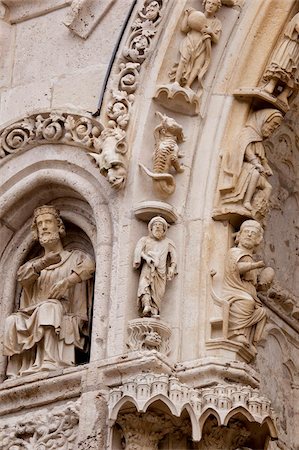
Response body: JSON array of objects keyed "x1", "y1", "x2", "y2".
[{"x1": 0, "y1": 1, "x2": 298, "y2": 449}]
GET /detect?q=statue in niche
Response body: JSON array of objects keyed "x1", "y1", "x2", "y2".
[
  {"x1": 215, "y1": 109, "x2": 283, "y2": 220},
  {"x1": 222, "y1": 220, "x2": 274, "y2": 347},
  {"x1": 139, "y1": 111, "x2": 185, "y2": 197},
  {"x1": 155, "y1": 0, "x2": 222, "y2": 115},
  {"x1": 4, "y1": 205, "x2": 95, "y2": 378},
  {"x1": 261, "y1": 12, "x2": 299, "y2": 108},
  {"x1": 133, "y1": 216, "x2": 177, "y2": 317}
]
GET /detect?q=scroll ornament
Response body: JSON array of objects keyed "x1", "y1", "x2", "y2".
[{"x1": 90, "y1": 0, "x2": 168, "y2": 189}]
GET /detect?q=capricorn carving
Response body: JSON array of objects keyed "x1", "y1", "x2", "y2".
[{"x1": 140, "y1": 112, "x2": 185, "y2": 197}]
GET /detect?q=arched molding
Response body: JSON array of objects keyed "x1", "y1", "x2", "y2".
[
  {"x1": 108, "y1": 374, "x2": 278, "y2": 441},
  {"x1": 0, "y1": 145, "x2": 117, "y2": 380},
  {"x1": 0, "y1": 109, "x2": 103, "y2": 160},
  {"x1": 223, "y1": 406, "x2": 255, "y2": 426}
]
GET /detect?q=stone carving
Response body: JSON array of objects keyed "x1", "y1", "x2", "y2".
[
  {"x1": 222, "y1": 220, "x2": 273, "y2": 348},
  {"x1": 139, "y1": 112, "x2": 185, "y2": 197},
  {"x1": 0, "y1": 401, "x2": 80, "y2": 450},
  {"x1": 214, "y1": 108, "x2": 283, "y2": 222},
  {"x1": 117, "y1": 411, "x2": 174, "y2": 450},
  {"x1": 261, "y1": 12, "x2": 299, "y2": 108},
  {"x1": 89, "y1": 126, "x2": 127, "y2": 190},
  {"x1": 0, "y1": 111, "x2": 103, "y2": 160},
  {"x1": 109, "y1": 375, "x2": 277, "y2": 443},
  {"x1": 198, "y1": 416, "x2": 250, "y2": 450},
  {"x1": 127, "y1": 317, "x2": 171, "y2": 355},
  {"x1": 93, "y1": 0, "x2": 167, "y2": 188},
  {"x1": 155, "y1": 0, "x2": 223, "y2": 115},
  {"x1": 4, "y1": 205, "x2": 95, "y2": 378},
  {"x1": 133, "y1": 216, "x2": 177, "y2": 317}
]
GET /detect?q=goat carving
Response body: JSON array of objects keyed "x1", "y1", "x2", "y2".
[{"x1": 140, "y1": 112, "x2": 185, "y2": 197}]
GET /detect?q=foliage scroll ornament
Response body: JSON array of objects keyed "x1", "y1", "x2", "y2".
[
  {"x1": 0, "y1": 401, "x2": 80, "y2": 450},
  {"x1": 0, "y1": 111, "x2": 103, "y2": 158},
  {"x1": 89, "y1": 0, "x2": 168, "y2": 190}
]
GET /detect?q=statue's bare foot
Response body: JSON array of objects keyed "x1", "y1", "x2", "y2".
[
  {"x1": 234, "y1": 335, "x2": 249, "y2": 345},
  {"x1": 143, "y1": 305, "x2": 151, "y2": 316},
  {"x1": 243, "y1": 201, "x2": 252, "y2": 211}
]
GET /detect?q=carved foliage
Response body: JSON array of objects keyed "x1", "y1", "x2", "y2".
[
  {"x1": 0, "y1": 401, "x2": 80, "y2": 450},
  {"x1": 117, "y1": 411, "x2": 174, "y2": 450},
  {"x1": 92, "y1": 0, "x2": 167, "y2": 189},
  {"x1": 0, "y1": 111, "x2": 103, "y2": 159},
  {"x1": 127, "y1": 318, "x2": 171, "y2": 355}
]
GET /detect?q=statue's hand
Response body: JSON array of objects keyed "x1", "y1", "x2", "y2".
[
  {"x1": 254, "y1": 260, "x2": 265, "y2": 269},
  {"x1": 48, "y1": 278, "x2": 71, "y2": 299},
  {"x1": 167, "y1": 266, "x2": 175, "y2": 281},
  {"x1": 255, "y1": 163, "x2": 264, "y2": 174},
  {"x1": 33, "y1": 252, "x2": 61, "y2": 273},
  {"x1": 43, "y1": 252, "x2": 61, "y2": 267}
]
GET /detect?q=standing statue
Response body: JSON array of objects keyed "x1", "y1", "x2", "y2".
[
  {"x1": 262, "y1": 12, "x2": 299, "y2": 107},
  {"x1": 217, "y1": 108, "x2": 283, "y2": 218},
  {"x1": 133, "y1": 216, "x2": 177, "y2": 317},
  {"x1": 222, "y1": 220, "x2": 273, "y2": 347},
  {"x1": 155, "y1": 0, "x2": 223, "y2": 115},
  {"x1": 172, "y1": 0, "x2": 222, "y2": 93},
  {"x1": 139, "y1": 111, "x2": 185, "y2": 197},
  {"x1": 4, "y1": 205, "x2": 95, "y2": 378}
]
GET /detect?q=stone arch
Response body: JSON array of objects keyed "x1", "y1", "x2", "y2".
[{"x1": 0, "y1": 139, "x2": 115, "y2": 380}]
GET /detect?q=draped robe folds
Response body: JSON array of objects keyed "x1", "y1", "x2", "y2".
[
  {"x1": 263, "y1": 12, "x2": 299, "y2": 89},
  {"x1": 4, "y1": 250, "x2": 95, "y2": 370},
  {"x1": 134, "y1": 236, "x2": 177, "y2": 313},
  {"x1": 222, "y1": 247, "x2": 266, "y2": 341},
  {"x1": 175, "y1": 14, "x2": 221, "y2": 87},
  {"x1": 218, "y1": 109, "x2": 281, "y2": 204}
]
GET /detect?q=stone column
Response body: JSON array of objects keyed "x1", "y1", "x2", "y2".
[{"x1": 117, "y1": 411, "x2": 174, "y2": 450}]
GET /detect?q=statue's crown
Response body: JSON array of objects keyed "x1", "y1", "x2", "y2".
[{"x1": 33, "y1": 205, "x2": 59, "y2": 219}]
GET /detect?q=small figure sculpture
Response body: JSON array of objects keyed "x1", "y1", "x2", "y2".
[
  {"x1": 155, "y1": 0, "x2": 222, "y2": 114},
  {"x1": 4, "y1": 205, "x2": 95, "y2": 378},
  {"x1": 172, "y1": 0, "x2": 222, "y2": 94},
  {"x1": 262, "y1": 12, "x2": 299, "y2": 107},
  {"x1": 89, "y1": 127, "x2": 127, "y2": 190},
  {"x1": 140, "y1": 111, "x2": 185, "y2": 197},
  {"x1": 133, "y1": 216, "x2": 177, "y2": 317},
  {"x1": 217, "y1": 108, "x2": 283, "y2": 219},
  {"x1": 222, "y1": 220, "x2": 273, "y2": 347}
]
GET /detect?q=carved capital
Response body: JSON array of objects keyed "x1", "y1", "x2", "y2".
[{"x1": 117, "y1": 411, "x2": 174, "y2": 450}]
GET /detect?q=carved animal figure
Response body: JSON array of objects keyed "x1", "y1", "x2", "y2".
[{"x1": 140, "y1": 112, "x2": 185, "y2": 197}]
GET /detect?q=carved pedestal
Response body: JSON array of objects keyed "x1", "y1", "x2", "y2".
[
  {"x1": 117, "y1": 411, "x2": 173, "y2": 450},
  {"x1": 127, "y1": 318, "x2": 171, "y2": 355}
]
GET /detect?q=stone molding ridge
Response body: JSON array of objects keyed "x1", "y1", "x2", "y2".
[
  {"x1": 108, "y1": 373, "x2": 278, "y2": 441},
  {"x1": 0, "y1": 109, "x2": 104, "y2": 161},
  {"x1": 1, "y1": 0, "x2": 72, "y2": 24}
]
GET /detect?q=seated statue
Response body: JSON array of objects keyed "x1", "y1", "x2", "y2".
[
  {"x1": 218, "y1": 109, "x2": 283, "y2": 217},
  {"x1": 4, "y1": 205, "x2": 95, "y2": 378},
  {"x1": 222, "y1": 220, "x2": 273, "y2": 347}
]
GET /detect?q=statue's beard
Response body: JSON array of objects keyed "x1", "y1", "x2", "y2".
[{"x1": 39, "y1": 231, "x2": 60, "y2": 245}]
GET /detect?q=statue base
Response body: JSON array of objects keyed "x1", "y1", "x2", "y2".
[
  {"x1": 234, "y1": 87, "x2": 289, "y2": 114},
  {"x1": 213, "y1": 205, "x2": 253, "y2": 227},
  {"x1": 127, "y1": 318, "x2": 171, "y2": 356},
  {"x1": 154, "y1": 83, "x2": 200, "y2": 116},
  {"x1": 134, "y1": 200, "x2": 179, "y2": 224}
]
